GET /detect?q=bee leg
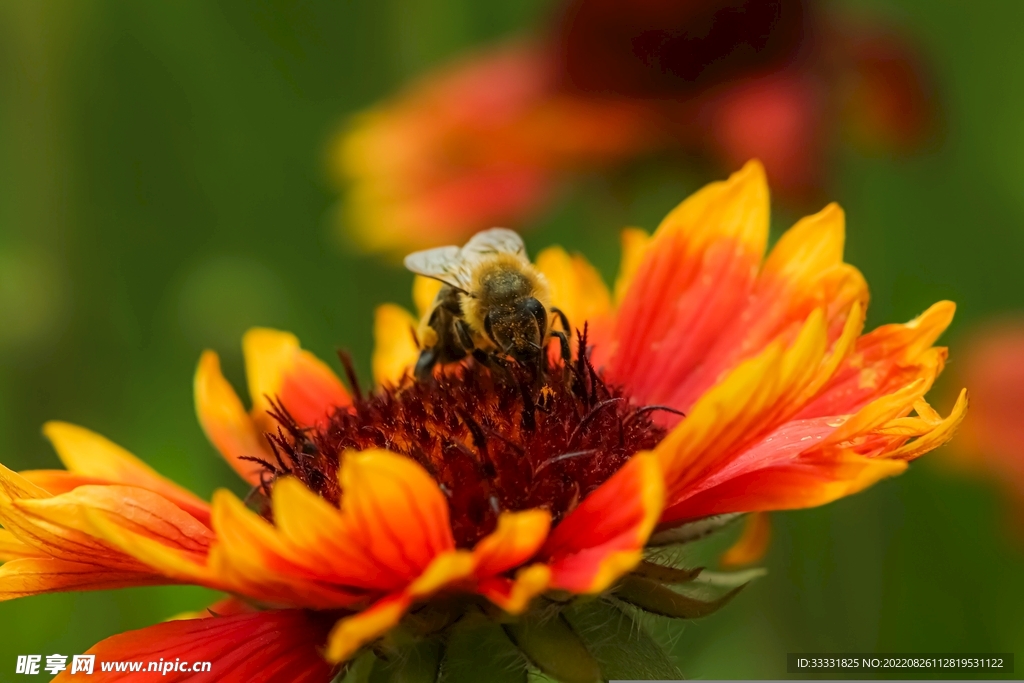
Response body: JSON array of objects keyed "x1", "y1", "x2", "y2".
[
  {"x1": 414, "y1": 348, "x2": 439, "y2": 382},
  {"x1": 551, "y1": 330, "x2": 572, "y2": 364},
  {"x1": 483, "y1": 351, "x2": 514, "y2": 380},
  {"x1": 454, "y1": 319, "x2": 476, "y2": 352},
  {"x1": 550, "y1": 307, "x2": 571, "y2": 334}
]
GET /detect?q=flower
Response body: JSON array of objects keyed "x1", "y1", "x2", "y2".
[
  {"x1": 335, "y1": 43, "x2": 659, "y2": 255},
  {"x1": 0, "y1": 163, "x2": 964, "y2": 682},
  {"x1": 332, "y1": 0, "x2": 936, "y2": 255},
  {"x1": 944, "y1": 317, "x2": 1024, "y2": 537}
]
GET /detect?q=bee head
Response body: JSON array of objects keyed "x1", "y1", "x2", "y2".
[{"x1": 485, "y1": 297, "x2": 547, "y2": 361}]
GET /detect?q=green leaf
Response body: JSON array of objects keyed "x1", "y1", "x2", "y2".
[
  {"x1": 504, "y1": 611, "x2": 602, "y2": 683},
  {"x1": 562, "y1": 598, "x2": 683, "y2": 681},
  {"x1": 440, "y1": 613, "x2": 528, "y2": 683},
  {"x1": 369, "y1": 638, "x2": 443, "y2": 683},
  {"x1": 615, "y1": 575, "x2": 746, "y2": 619}
]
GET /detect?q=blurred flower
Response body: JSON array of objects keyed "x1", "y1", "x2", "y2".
[
  {"x1": 0, "y1": 165, "x2": 963, "y2": 681},
  {"x1": 946, "y1": 317, "x2": 1024, "y2": 535},
  {"x1": 332, "y1": 0, "x2": 936, "y2": 254},
  {"x1": 720, "y1": 511, "x2": 772, "y2": 568},
  {"x1": 336, "y1": 44, "x2": 658, "y2": 254}
]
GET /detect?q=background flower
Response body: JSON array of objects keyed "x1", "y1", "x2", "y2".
[
  {"x1": 944, "y1": 317, "x2": 1024, "y2": 537},
  {"x1": 0, "y1": 0, "x2": 1022, "y2": 676},
  {"x1": 331, "y1": 0, "x2": 937, "y2": 254}
]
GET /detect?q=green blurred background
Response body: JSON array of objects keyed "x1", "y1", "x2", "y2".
[{"x1": 0, "y1": 0, "x2": 1022, "y2": 678}]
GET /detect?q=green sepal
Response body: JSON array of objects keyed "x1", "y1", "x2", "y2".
[
  {"x1": 647, "y1": 513, "x2": 742, "y2": 546},
  {"x1": 504, "y1": 610, "x2": 602, "y2": 683},
  {"x1": 696, "y1": 567, "x2": 767, "y2": 588},
  {"x1": 403, "y1": 600, "x2": 464, "y2": 637},
  {"x1": 632, "y1": 560, "x2": 703, "y2": 584},
  {"x1": 615, "y1": 574, "x2": 746, "y2": 618},
  {"x1": 440, "y1": 613, "x2": 527, "y2": 683},
  {"x1": 337, "y1": 651, "x2": 376, "y2": 683},
  {"x1": 562, "y1": 598, "x2": 683, "y2": 681},
  {"x1": 368, "y1": 638, "x2": 442, "y2": 683}
]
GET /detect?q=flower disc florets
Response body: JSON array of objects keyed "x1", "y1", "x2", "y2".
[{"x1": 260, "y1": 334, "x2": 669, "y2": 548}]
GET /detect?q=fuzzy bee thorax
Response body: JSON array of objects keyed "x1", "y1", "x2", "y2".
[{"x1": 460, "y1": 254, "x2": 550, "y2": 335}]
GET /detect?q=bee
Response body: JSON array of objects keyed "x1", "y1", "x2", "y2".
[{"x1": 404, "y1": 228, "x2": 571, "y2": 381}]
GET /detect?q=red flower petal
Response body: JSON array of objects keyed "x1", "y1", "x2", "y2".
[
  {"x1": 205, "y1": 490, "x2": 369, "y2": 608},
  {"x1": 0, "y1": 558, "x2": 169, "y2": 601},
  {"x1": 542, "y1": 452, "x2": 663, "y2": 593},
  {"x1": 478, "y1": 564, "x2": 551, "y2": 614},
  {"x1": 0, "y1": 465, "x2": 211, "y2": 585},
  {"x1": 15, "y1": 485, "x2": 212, "y2": 559},
  {"x1": 194, "y1": 351, "x2": 268, "y2": 486},
  {"x1": 667, "y1": 451, "x2": 906, "y2": 520},
  {"x1": 51, "y1": 609, "x2": 337, "y2": 682},
  {"x1": 653, "y1": 309, "x2": 834, "y2": 499},
  {"x1": 651, "y1": 203, "x2": 867, "y2": 414},
  {"x1": 660, "y1": 385, "x2": 966, "y2": 522},
  {"x1": 325, "y1": 592, "x2": 411, "y2": 664},
  {"x1": 16, "y1": 470, "x2": 108, "y2": 496},
  {"x1": 271, "y1": 472, "x2": 435, "y2": 592},
  {"x1": 721, "y1": 511, "x2": 772, "y2": 567},
  {"x1": 0, "y1": 466, "x2": 215, "y2": 600},
  {"x1": 243, "y1": 328, "x2": 349, "y2": 428},
  {"x1": 42, "y1": 422, "x2": 211, "y2": 525},
  {"x1": 798, "y1": 301, "x2": 954, "y2": 418},
  {"x1": 471, "y1": 509, "x2": 551, "y2": 577},
  {"x1": 336, "y1": 449, "x2": 455, "y2": 573},
  {"x1": 606, "y1": 160, "x2": 769, "y2": 407},
  {"x1": 0, "y1": 529, "x2": 43, "y2": 561},
  {"x1": 190, "y1": 451, "x2": 456, "y2": 608},
  {"x1": 325, "y1": 551, "x2": 476, "y2": 663}
]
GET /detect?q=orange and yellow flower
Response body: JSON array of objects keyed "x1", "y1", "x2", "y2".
[
  {"x1": 0, "y1": 163, "x2": 964, "y2": 682},
  {"x1": 332, "y1": 0, "x2": 936, "y2": 255},
  {"x1": 944, "y1": 317, "x2": 1024, "y2": 537}
]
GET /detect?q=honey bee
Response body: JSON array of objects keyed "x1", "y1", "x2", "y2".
[{"x1": 404, "y1": 228, "x2": 571, "y2": 381}]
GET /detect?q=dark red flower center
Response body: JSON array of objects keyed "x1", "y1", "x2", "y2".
[{"x1": 257, "y1": 335, "x2": 669, "y2": 548}]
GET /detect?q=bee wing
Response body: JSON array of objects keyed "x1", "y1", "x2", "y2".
[
  {"x1": 403, "y1": 245, "x2": 473, "y2": 290},
  {"x1": 404, "y1": 229, "x2": 527, "y2": 291},
  {"x1": 461, "y1": 228, "x2": 527, "y2": 261}
]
